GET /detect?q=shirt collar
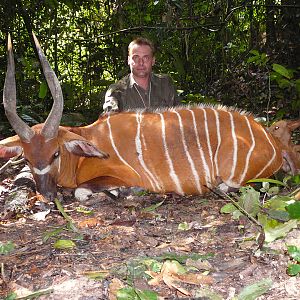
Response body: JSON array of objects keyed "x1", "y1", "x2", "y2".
[
  {"x1": 129, "y1": 73, "x2": 153, "y2": 88},
  {"x1": 129, "y1": 73, "x2": 137, "y2": 87}
]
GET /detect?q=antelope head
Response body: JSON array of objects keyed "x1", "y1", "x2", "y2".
[{"x1": 0, "y1": 33, "x2": 107, "y2": 201}]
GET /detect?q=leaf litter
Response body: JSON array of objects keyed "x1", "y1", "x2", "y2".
[{"x1": 0, "y1": 169, "x2": 300, "y2": 299}]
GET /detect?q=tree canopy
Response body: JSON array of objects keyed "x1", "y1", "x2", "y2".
[{"x1": 0, "y1": 0, "x2": 299, "y2": 135}]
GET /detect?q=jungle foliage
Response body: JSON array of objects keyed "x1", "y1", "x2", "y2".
[{"x1": 0, "y1": 0, "x2": 299, "y2": 135}]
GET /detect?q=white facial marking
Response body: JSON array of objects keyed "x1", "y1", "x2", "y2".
[
  {"x1": 33, "y1": 165, "x2": 51, "y2": 175},
  {"x1": 57, "y1": 155, "x2": 61, "y2": 174}
]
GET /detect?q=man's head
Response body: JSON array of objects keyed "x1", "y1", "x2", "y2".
[{"x1": 128, "y1": 37, "x2": 156, "y2": 79}]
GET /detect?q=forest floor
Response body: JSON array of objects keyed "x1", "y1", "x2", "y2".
[{"x1": 0, "y1": 162, "x2": 300, "y2": 300}]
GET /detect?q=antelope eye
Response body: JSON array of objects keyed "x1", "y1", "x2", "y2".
[
  {"x1": 275, "y1": 126, "x2": 279, "y2": 130},
  {"x1": 53, "y1": 151, "x2": 60, "y2": 159}
]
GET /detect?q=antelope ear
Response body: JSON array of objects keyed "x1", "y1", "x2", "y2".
[
  {"x1": 0, "y1": 145, "x2": 23, "y2": 158},
  {"x1": 287, "y1": 119, "x2": 300, "y2": 131},
  {"x1": 0, "y1": 135, "x2": 23, "y2": 158},
  {"x1": 64, "y1": 140, "x2": 109, "y2": 159}
]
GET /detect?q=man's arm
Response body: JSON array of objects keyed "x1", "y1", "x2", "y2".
[
  {"x1": 166, "y1": 75, "x2": 180, "y2": 106},
  {"x1": 103, "y1": 85, "x2": 120, "y2": 113}
]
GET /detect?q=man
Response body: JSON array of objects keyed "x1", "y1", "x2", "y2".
[{"x1": 103, "y1": 37, "x2": 180, "y2": 113}]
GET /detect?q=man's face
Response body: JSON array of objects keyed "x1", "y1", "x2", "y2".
[{"x1": 128, "y1": 44, "x2": 155, "y2": 78}]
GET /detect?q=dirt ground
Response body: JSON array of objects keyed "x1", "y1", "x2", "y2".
[{"x1": 0, "y1": 162, "x2": 299, "y2": 300}]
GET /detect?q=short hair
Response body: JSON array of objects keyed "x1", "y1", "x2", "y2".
[{"x1": 128, "y1": 37, "x2": 155, "y2": 56}]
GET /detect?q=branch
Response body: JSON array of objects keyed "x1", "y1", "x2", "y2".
[{"x1": 0, "y1": 157, "x2": 25, "y2": 174}]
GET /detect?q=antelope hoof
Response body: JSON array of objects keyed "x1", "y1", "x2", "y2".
[
  {"x1": 217, "y1": 183, "x2": 239, "y2": 193},
  {"x1": 75, "y1": 187, "x2": 93, "y2": 202}
]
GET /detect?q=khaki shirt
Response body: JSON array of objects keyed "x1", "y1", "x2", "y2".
[{"x1": 103, "y1": 73, "x2": 180, "y2": 112}]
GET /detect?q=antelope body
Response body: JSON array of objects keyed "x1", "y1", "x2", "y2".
[{"x1": 0, "y1": 34, "x2": 285, "y2": 201}]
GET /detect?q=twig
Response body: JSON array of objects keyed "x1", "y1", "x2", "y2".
[
  {"x1": 209, "y1": 186, "x2": 262, "y2": 227},
  {"x1": 15, "y1": 288, "x2": 54, "y2": 299},
  {"x1": 1, "y1": 262, "x2": 7, "y2": 284},
  {"x1": 54, "y1": 198, "x2": 79, "y2": 233},
  {"x1": 289, "y1": 186, "x2": 300, "y2": 198},
  {"x1": 0, "y1": 157, "x2": 25, "y2": 174},
  {"x1": 224, "y1": 192, "x2": 262, "y2": 227}
]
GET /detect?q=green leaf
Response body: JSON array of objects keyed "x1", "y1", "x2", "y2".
[
  {"x1": 267, "y1": 186, "x2": 280, "y2": 195},
  {"x1": 178, "y1": 221, "x2": 189, "y2": 230},
  {"x1": 259, "y1": 214, "x2": 298, "y2": 243},
  {"x1": 278, "y1": 78, "x2": 291, "y2": 88},
  {"x1": 286, "y1": 201, "x2": 300, "y2": 219},
  {"x1": 295, "y1": 79, "x2": 300, "y2": 94},
  {"x1": 43, "y1": 227, "x2": 65, "y2": 242},
  {"x1": 247, "y1": 56, "x2": 259, "y2": 63},
  {"x1": 144, "y1": 14, "x2": 151, "y2": 22},
  {"x1": 142, "y1": 259, "x2": 162, "y2": 272},
  {"x1": 141, "y1": 200, "x2": 164, "y2": 212},
  {"x1": 266, "y1": 209, "x2": 290, "y2": 222},
  {"x1": 264, "y1": 196, "x2": 293, "y2": 210},
  {"x1": 45, "y1": 0, "x2": 59, "y2": 8},
  {"x1": 53, "y1": 239, "x2": 76, "y2": 249},
  {"x1": 249, "y1": 49, "x2": 260, "y2": 56},
  {"x1": 287, "y1": 245, "x2": 300, "y2": 262},
  {"x1": 76, "y1": 207, "x2": 94, "y2": 215},
  {"x1": 272, "y1": 64, "x2": 292, "y2": 79},
  {"x1": 171, "y1": 52, "x2": 185, "y2": 76},
  {"x1": 195, "y1": 287, "x2": 224, "y2": 300},
  {"x1": 232, "y1": 209, "x2": 244, "y2": 220},
  {"x1": 158, "y1": 252, "x2": 213, "y2": 263},
  {"x1": 83, "y1": 270, "x2": 109, "y2": 280},
  {"x1": 117, "y1": 287, "x2": 157, "y2": 300},
  {"x1": 135, "y1": 289, "x2": 158, "y2": 300},
  {"x1": 38, "y1": 81, "x2": 48, "y2": 98},
  {"x1": 247, "y1": 178, "x2": 285, "y2": 186},
  {"x1": 54, "y1": 198, "x2": 79, "y2": 232},
  {"x1": 4, "y1": 292, "x2": 17, "y2": 300},
  {"x1": 291, "y1": 174, "x2": 300, "y2": 185},
  {"x1": 0, "y1": 241, "x2": 15, "y2": 255},
  {"x1": 116, "y1": 287, "x2": 137, "y2": 300},
  {"x1": 239, "y1": 186, "x2": 260, "y2": 217},
  {"x1": 287, "y1": 264, "x2": 300, "y2": 276},
  {"x1": 220, "y1": 203, "x2": 237, "y2": 213},
  {"x1": 61, "y1": 0, "x2": 74, "y2": 9},
  {"x1": 238, "y1": 278, "x2": 272, "y2": 300}
]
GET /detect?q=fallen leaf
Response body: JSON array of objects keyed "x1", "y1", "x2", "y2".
[
  {"x1": 29, "y1": 209, "x2": 51, "y2": 221},
  {"x1": 185, "y1": 258, "x2": 213, "y2": 271},
  {"x1": 82, "y1": 270, "x2": 109, "y2": 280},
  {"x1": 156, "y1": 237, "x2": 195, "y2": 251},
  {"x1": 53, "y1": 239, "x2": 76, "y2": 249},
  {"x1": 109, "y1": 277, "x2": 125, "y2": 300},
  {"x1": 238, "y1": 278, "x2": 272, "y2": 300},
  {"x1": 177, "y1": 273, "x2": 214, "y2": 285},
  {"x1": 146, "y1": 260, "x2": 213, "y2": 296},
  {"x1": 77, "y1": 217, "x2": 103, "y2": 228}
]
